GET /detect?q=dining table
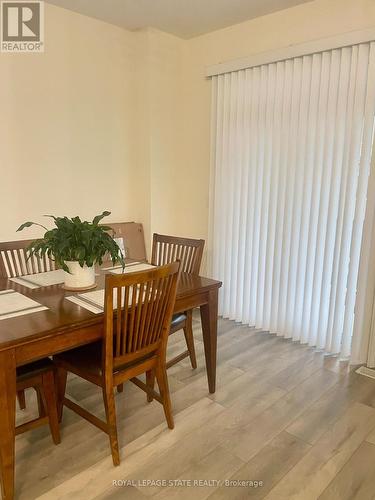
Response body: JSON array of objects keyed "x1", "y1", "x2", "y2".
[{"x1": 0, "y1": 264, "x2": 222, "y2": 500}]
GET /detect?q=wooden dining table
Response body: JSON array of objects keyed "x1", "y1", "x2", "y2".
[{"x1": 0, "y1": 266, "x2": 221, "y2": 500}]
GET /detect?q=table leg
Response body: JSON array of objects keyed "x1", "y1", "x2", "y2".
[
  {"x1": 0, "y1": 349, "x2": 16, "y2": 500},
  {"x1": 200, "y1": 288, "x2": 219, "y2": 393}
]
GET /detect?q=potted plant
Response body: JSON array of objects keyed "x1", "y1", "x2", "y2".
[{"x1": 17, "y1": 211, "x2": 125, "y2": 290}]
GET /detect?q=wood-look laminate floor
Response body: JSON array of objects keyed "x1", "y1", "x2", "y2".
[{"x1": 13, "y1": 315, "x2": 375, "y2": 500}]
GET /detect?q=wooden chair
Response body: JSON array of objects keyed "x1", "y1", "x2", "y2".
[
  {"x1": 54, "y1": 261, "x2": 180, "y2": 466},
  {"x1": 0, "y1": 239, "x2": 57, "y2": 410},
  {"x1": 151, "y1": 234, "x2": 204, "y2": 369},
  {"x1": 0, "y1": 239, "x2": 56, "y2": 279},
  {"x1": 104, "y1": 222, "x2": 147, "y2": 262},
  {"x1": 16, "y1": 359, "x2": 60, "y2": 444}
]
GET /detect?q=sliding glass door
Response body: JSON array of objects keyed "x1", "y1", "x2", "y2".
[{"x1": 209, "y1": 42, "x2": 375, "y2": 358}]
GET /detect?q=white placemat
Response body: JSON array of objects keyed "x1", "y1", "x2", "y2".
[
  {"x1": 66, "y1": 286, "x2": 145, "y2": 314},
  {"x1": 102, "y1": 261, "x2": 142, "y2": 271},
  {"x1": 109, "y1": 263, "x2": 155, "y2": 275},
  {"x1": 66, "y1": 295, "x2": 104, "y2": 314},
  {"x1": 0, "y1": 289, "x2": 47, "y2": 320},
  {"x1": 10, "y1": 269, "x2": 66, "y2": 289},
  {"x1": 66, "y1": 289, "x2": 109, "y2": 314}
]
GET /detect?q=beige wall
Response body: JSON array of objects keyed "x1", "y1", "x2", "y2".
[
  {"x1": 2, "y1": 0, "x2": 375, "y2": 265},
  {"x1": 0, "y1": 3, "x2": 184, "y2": 256},
  {"x1": 130, "y1": 28, "x2": 184, "y2": 250},
  {"x1": 0, "y1": 4, "x2": 144, "y2": 241},
  {"x1": 148, "y1": 30, "x2": 184, "y2": 237}
]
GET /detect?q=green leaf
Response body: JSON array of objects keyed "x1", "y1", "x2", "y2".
[
  {"x1": 100, "y1": 225, "x2": 113, "y2": 232},
  {"x1": 17, "y1": 221, "x2": 48, "y2": 232},
  {"x1": 17, "y1": 221, "x2": 34, "y2": 231},
  {"x1": 92, "y1": 211, "x2": 111, "y2": 225}
]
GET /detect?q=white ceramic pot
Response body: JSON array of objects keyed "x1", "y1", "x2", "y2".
[{"x1": 64, "y1": 261, "x2": 95, "y2": 290}]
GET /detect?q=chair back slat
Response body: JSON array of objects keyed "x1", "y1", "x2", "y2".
[
  {"x1": 103, "y1": 262, "x2": 180, "y2": 371},
  {"x1": 0, "y1": 239, "x2": 56, "y2": 278},
  {"x1": 151, "y1": 234, "x2": 204, "y2": 275},
  {"x1": 138, "y1": 280, "x2": 151, "y2": 347}
]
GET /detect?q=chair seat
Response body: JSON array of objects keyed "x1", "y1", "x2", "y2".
[
  {"x1": 16, "y1": 358, "x2": 54, "y2": 383},
  {"x1": 54, "y1": 342, "x2": 103, "y2": 376},
  {"x1": 15, "y1": 357, "x2": 61, "y2": 445},
  {"x1": 54, "y1": 342, "x2": 155, "y2": 378},
  {"x1": 56, "y1": 312, "x2": 190, "y2": 378},
  {"x1": 170, "y1": 313, "x2": 187, "y2": 332}
]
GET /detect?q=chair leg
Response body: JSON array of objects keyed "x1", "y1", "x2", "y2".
[
  {"x1": 41, "y1": 371, "x2": 61, "y2": 445},
  {"x1": 102, "y1": 387, "x2": 120, "y2": 466},
  {"x1": 55, "y1": 366, "x2": 67, "y2": 423},
  {"x1": 36, "y1": 387, "x2": 46, "y2": 417},
  {"x1": 146, "y1": 370, "x2": 155, "y2": 402},
  {"x1": 155, "y1": 363, "x2": 174, "y2": 429},
  {"x1": 183, "y1": 310, "x2": 197, "y2": 369},
  {"x1": 117, "y1": 383, "x2": 124, "y2": 393},
  {"x1": 17, "y1": 390, "x2": 26, "y2": 410}
]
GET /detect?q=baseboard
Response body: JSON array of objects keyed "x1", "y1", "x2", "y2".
[{"x1": 356, "y1": 365, "x2": 375, "y2": 379}]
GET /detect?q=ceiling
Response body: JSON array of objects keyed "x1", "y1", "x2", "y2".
[{"x1": 45, "y1": 0, "x2": 313, "y2": 39}]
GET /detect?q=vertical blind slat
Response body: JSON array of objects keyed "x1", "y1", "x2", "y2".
[
  {"x1": 342, "y1": 42, "x2": 375, "y2": 357},
  {"x1": 263, "y1": 61, "x2": 285, "y2": 329},
  {"x1": 236, "y1": 69, "x2": 252, "y2": 321},
  {"x1": 257, "y1": 63, "x2": 277, "y2": 328},
  {"x1": 320, "y1": 48, "x2": 352, "y2": 351},
  {"x1": 315, "y1": 49, "x2": 342, "y2": 349},
  {"x1": 325, "y1": 46, "x2": 358, "y2": 352},
  {"x1": 331, "y1": 44, "x2": 369, "y2": 351},
  {"x1": 270, "y1": 59, "x2": 294, "y2": 333},
  {"x1": 288, "y1": 55, "x2": 313, "y2": 339},
  {"x1": 278, "y1": 57, "x2": 303, "y2": 336},
  {"x1": 351, "y1": 42, "x2": 375, "y2": 364},
  {"x1": 295, "y1": 53, "x2": 321, "y2": 342},
  {"x1": 243, "y1": 68, "x2": 260, "y2": 325}
]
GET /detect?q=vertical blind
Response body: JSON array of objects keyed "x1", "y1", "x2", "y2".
[{"x1": 210, "y1": 42, "x2": 375, "y2": 357}]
